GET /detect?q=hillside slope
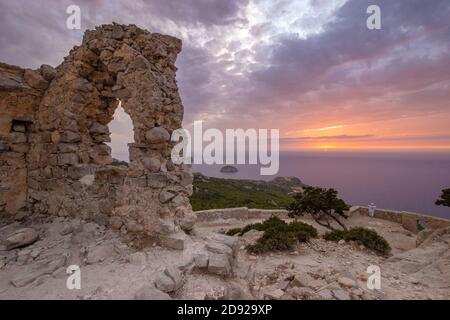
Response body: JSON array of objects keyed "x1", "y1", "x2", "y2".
[{"x1": 190, "y1": 173, "x2": 304, "y2": 211}]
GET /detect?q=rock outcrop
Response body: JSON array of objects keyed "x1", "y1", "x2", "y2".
[{"x1": 0, "y1": 23, "x2": 194, "y2": 244}]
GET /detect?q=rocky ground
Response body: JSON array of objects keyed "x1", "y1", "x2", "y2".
[{"x1": 0, "y1": 212, "x2": 449, "y2": 300}]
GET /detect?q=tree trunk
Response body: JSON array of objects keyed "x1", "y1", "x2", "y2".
[
  {"x1": 313, "y1": 214, "x2": 335, "y2": 231},
  {"x1": 328, "y1": 213, "x2": 348, "y2": 231}
]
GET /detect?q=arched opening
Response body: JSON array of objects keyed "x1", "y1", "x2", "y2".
[{"x1": 107, "y1": 101, "x2": 134, "y2": 164}]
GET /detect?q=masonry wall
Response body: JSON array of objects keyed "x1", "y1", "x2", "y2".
[
  {"x1": 0, "y1": 24, "x2": 195, "y2": 240},
  {"x1": 195, "y1": 206, "x2": 450, "y2": 235},
  {"x1": 195, "y1": 207, "x2": 289, "y2": 222},
  {"x1": 0, "y1": 63, "x2": 44, "y2": 215},
  {"x1": 351, "y1": 206, "x2": 450, "y2": 233}
]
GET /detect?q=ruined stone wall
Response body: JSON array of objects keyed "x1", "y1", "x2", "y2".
[
  {"x1": 0, "y1": 24, "x2": 195, "y2": 242},
  {"x1": 351, "y1": 206, "x2": 450, "y2": 233},
  {"x1": 0, "y1": 63, "x2": 46, "y2": 214},
  {"x1": 195, "y1": 207, "x2": 289, "y2": 222}
]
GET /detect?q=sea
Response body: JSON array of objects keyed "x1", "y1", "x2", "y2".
[{"x1": 193, "y1": 150, "x2": 450, "y2": 219}]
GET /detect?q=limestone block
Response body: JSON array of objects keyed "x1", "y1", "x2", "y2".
[
  {"x1": 159, "y1": 232, "x2": 187, "y2": 250},
  {"x1": 24, "y1": 69, "x2": 49, "y2": 90},
  {"x1": 10, "y1": 132, "x2": 27, "y2": 144},
  {"x1": 145, "y1": 127, "x2": 170, "y2": 143},
  {"x1": 207, "y1": 253, "x2": 231, "y2": 277},
  {"x1": 159, "y1": 190, "x2": 176, "y2": 203}
]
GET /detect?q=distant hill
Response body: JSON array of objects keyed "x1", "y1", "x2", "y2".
[
  {"x1": 111, "y1": 158, "x2": 128, "y2": 166},
  {"x1": 191, "y1": 173, "x2": 305, "y2": 211}
]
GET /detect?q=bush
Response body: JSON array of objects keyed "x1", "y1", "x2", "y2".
[
  {"x1": 346, "y1": 227, "x2": 391, "y2": 255},
  {"x1": 225, "y1": 228, "x2": 242, "y2": 236},
  {"x1": 246, "y1": 228, "x2": 296, "y2": 254},
  {"x1": 243, "y1": 216, "x2": 318, "y2": 254},
  {"x1": 289, "y1": 221, "x2": 319, "y2": 239},
  {"x1": 238, "y1": 222, "x2": 265, "y2": 236},
  {"x1": 232, "y1": 216, "x2": 287, "y2": 236},
  {"x1": 436, "y1": 188, "x2": 450, "y2": 208},
  {"x1": 323, "y1": 229, "x2": 347, "y2": 242},
  {"x1": 323, "y1": 227, "x2": 391, "y2": 255}
]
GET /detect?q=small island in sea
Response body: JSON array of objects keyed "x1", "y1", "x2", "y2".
[{"x1": 220, "y1": 165, "x2": 238, "y2": 173}]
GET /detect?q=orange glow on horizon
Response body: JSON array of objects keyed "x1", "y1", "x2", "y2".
[{"x1": 315, "y1": 144, "x2": 340, "y2": 150}]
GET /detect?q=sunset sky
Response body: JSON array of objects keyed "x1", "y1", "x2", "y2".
[{"x1": 1, "y1": 0, "x2": 449, "y2": 153}]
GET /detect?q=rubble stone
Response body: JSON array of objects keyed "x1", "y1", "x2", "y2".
[
  {"x1": 134, "y1": 285, "x2": 172, "y2": 300},
  {"x1": 208, "y1": 253, "x2": 231, "y2": 277},
  {"x1": 0, "y1": 228, "x2": 39, "y2": 251}
]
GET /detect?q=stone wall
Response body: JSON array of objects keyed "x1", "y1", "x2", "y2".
[
  {"x1": 0, "y1": 23, "x2": 195, "y2": 242},
  {"x1": 350, "y1": 206, "x2": 450, "y2": 233},
  {"x1": 195, "y1": 206, "x2": 450, "y2": 235},
  {"x1": 0, "y1": 63, "x2": 43, "y2": 214},
  {"x1": 195, "y1": 207, "x2": 289, "y2": 222}
]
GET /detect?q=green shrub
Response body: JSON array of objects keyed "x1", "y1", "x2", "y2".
[
  {"x1": 289, "y1": 221, "x2": 318, "y2": 239},
  {"x1": 243, "y1": 216, "x2": 318, "y2": 254},
  {"x1": 323, "y1": 229, "x2": 347, "y2": 242},
  {"x1": 225, "y1": 228, "x2": 242, "y2": 236},
  {"x1": 246, "y1": 228, "x2": 296, "y2": 254},
  {"x1": 236, "y1": 216, "x2": 286, "y2": 236},
  {"x1": 346, "y1": 227, "x2": 391, "y2": 255},
  {"x1": 323, "y1": 227, "x2": 391, "y2": 255},
  {"x1": 238, "y1": 222, "x2": 265, "y2": 236}
]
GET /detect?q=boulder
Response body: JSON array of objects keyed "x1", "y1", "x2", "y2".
[
  {"x1": 86, "y1": 244, "x2": 115, "y2": 264},
  {"x1": 178, "y1": 215, "x2": 196, "y2": 232},
  {"x1": 155, "y1": 273, "x2": 175, "y2": 292},
  {"x1": 203, "y1": 233, "x2": 240, "y2": 257},
  {"x1": 134, "y1": 285, "x2": 172, "y2": 300},
  {"x1": 159, "y1": 232, "x2": 187, "y2": 250},
  {"x1": 193, "y1": 252, "x2": 209, "y2": 268},
  {"x1": 290, "y1": 272, "x2": 325, "y2": 290},
  {"x1": 11, "y1": 254, "x2": 67, "y2": 287},
  {"x1": 338, "y1": 276, "x2": 357, "y2": 288},
  {"x1": 128, "y1": 252, "x2": 147, "y2": 265},
  {"x1": 154, "y1": 266, "x2": 183, "y2": 293},
  {"x1": 242, "y1": 229, "x2": 264, "y2": 245},
  {"x1": 416, "y1": 228, "x2": 434, "y2": 247},
  {"x1": 142, "y1": 157, "x2": 161, "y2": 172},
  {"x1": 262, "y1": 287, "x2": 285, "y2": 300},
  {"x1": 24, "y1": 69, "x2": 49, "y2": 90},
  {"x1": 89, "y1": 122, "x2": 109, "y2": 134},
  {"x1": 317, "y1": 289, "x2": 334, "y2": 300},
  {"x1": 158, "y1": 219, "x2": 176, "y2": 234},
  {"x1": 39, "y1": 64, "x2": 56, "y2": 82},
  {"x1": 287, "y1": 287, "x2": 315, "y2": 299},
  {"x1": 10, "y1": 132, "x2": 27, "y2": 144},
  {"x1": 208, "y1": 253, "x2": 231, "y2": 277},
  {"x1": 145, "y1": 127, "x2": 170, "y2": 143},
  {"x1": 0, "y1": 228, "x2": 39, "y2": 251},
  {"x1": 332, "y1": 288, "x2": 351, "y2": 300},
  {"x1": 206, "y1": 242, "x2": 233, "y2": 258},
  {"x1": 159, "y1": 190, "x2": 176, "y2": 203},
  {"x1": 147, "y1": 173, "x2": 169, "y2": 188}
]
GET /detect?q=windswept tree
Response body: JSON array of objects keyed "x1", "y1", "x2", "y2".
[
  {"x1": 436, "y1": 188, "x2": 450, "y2": 207},
  {"x1": 286, "y1": 186, "x2": 350, "y2": 231}
]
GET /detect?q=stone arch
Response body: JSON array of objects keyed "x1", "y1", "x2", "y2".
[{"x1": 25, "y1": 24, "x2": 195, "y2": 243}]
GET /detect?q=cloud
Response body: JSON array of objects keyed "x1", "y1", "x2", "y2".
[
  {"x1": 284, "y1": 134, "x2": 375, "y2": 141},
  {"x1": 0, "y1": 0, "x2": 449, "y2": 152}
]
